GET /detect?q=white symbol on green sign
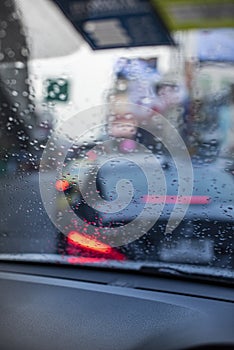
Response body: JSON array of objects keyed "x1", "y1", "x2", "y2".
[{"x1": 46, "y1": 78, "x2": 69, "y2": 102}]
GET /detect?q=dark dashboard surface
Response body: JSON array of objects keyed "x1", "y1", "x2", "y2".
[{"x1": 0, "y1": 262, "x2": 233, "y2": 350}]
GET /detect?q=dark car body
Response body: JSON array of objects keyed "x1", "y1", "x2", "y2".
[{"x1": 56, "y1": 145, "x2": 234, "y2": 268}]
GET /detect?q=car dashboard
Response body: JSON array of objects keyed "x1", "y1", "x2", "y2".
[{"x1": 0, "y1": 261, "x2": 233, "y2": 350}]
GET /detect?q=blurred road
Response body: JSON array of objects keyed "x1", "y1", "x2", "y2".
[{"x1": 0, "y1": 171, "x2": 58, "y2": 254}]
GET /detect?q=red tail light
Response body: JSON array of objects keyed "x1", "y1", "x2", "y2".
[
  {"x1": 55, "y1": 179, "x2": 70, "y2": 192},
  {"x1": 67, "y1": 231, "x2": 126, "y2": 261}
]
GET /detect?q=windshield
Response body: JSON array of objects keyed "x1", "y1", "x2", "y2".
[{"x1": 0, "y1": 0, "x2": 233, "y2": 282}]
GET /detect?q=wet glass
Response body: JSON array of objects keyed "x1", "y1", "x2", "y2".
[{"x1": 0, "y1": 0, "x2": 233, "y2": 280}]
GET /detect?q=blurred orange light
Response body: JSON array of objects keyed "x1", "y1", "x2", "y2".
[
  {"x1": 55, "y1": 179, "x2": 70, "y2": 192},
  {"x1": 67, "y1": 257, "x2": 107, "y2": 264},
  {"x1": 67, "y1": 231, "x2": 112, "y2": 253},
  {"x1": 67, "y1": 230, "x2": 126, "y2": 261}
]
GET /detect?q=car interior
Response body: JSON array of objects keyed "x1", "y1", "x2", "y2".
[{"x1": 0, "y1": 1, "x2": 233, "y2": 350}]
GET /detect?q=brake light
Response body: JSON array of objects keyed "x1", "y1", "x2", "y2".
[
  {"x1": 143, "y1": 195, "x2": 210, "y2": 204},
  {"x1": 55, "y1": 179, "x2": 70, "y2": 192},
  {"x1": 68, "y1": 231, "x2": 111, "y2": 253},
  {"x1": 67, "y1": 231, "x2": 126, "y2": 260}
]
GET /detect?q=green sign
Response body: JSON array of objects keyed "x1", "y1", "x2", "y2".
[{"x1": 45, "y1": 78, "x2": 69, "y2": 102}]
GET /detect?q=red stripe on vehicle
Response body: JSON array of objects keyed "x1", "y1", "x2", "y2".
[{"x1": 143, "y1": 195, "x2": 210, "y2": 204}]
